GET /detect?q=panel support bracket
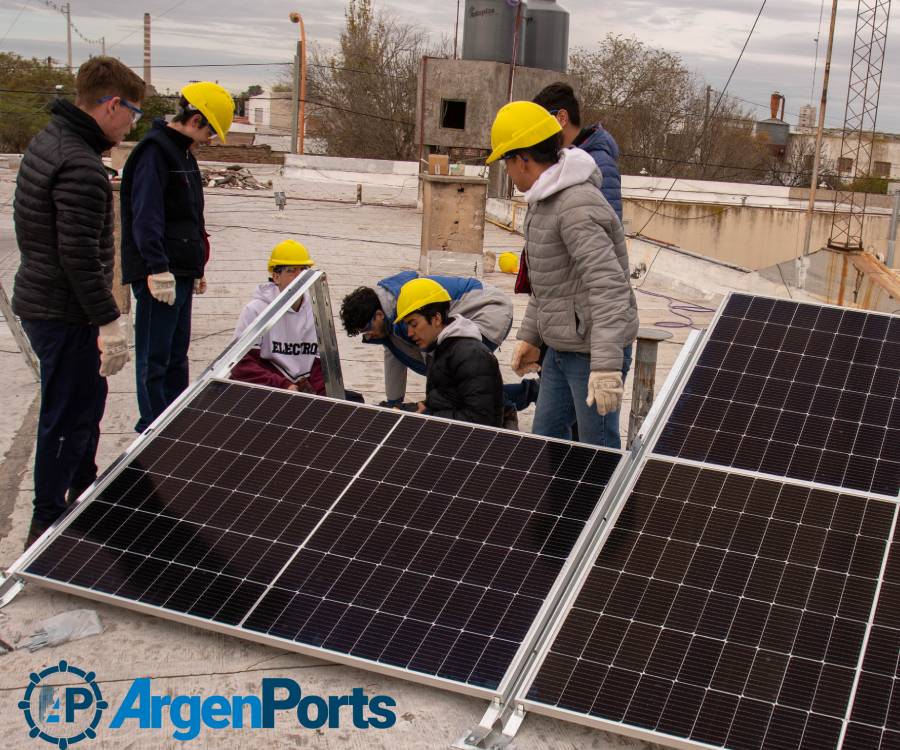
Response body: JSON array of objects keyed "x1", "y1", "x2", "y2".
[
  {"x1": 0, "y1": 574, "x2": 24, "y2": 608},
  {"x1": 453, "y1": 697, "x2": 503, "y2": 749}
]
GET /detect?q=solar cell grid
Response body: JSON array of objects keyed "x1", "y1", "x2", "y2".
[
  {"x1": 654, "y1": 294, "x2": 900, "y2": 496},
  {"x1": 244, "y1": 417, "x2": 621, "y2": 690},
  {"x1": 525, "y1": 458, "x2": 897, "y2": 750},
  {"x1": 25, "y1": 382, "x2": 400, "y2": 628},
  {"x1": 22, "y1": 380, "x2": 622, "y2": 696}
]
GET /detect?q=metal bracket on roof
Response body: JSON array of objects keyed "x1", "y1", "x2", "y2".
[
  {"x1": 491, "y1": 704, "x2": 525, "y2": 749},
  {"x1": 0, "y1": 574, "x2": 25, "y2": 608},
  {"x1": 453, "y1": 697, "x2": 503, "y2": 749}
]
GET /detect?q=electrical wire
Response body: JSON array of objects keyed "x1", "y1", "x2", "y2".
[
  {"x1": 633, "y1": 0, "x2": 769, "y2": 290},
  {"x1": 107, "y1": 0, "x2": 189, "y2": 51},
  {"x1": 634, "y1": 288, "x2": 716, "y2": 330},
  {"x1": 0, "y1": 0, "x2": 31, "y2": 46}
]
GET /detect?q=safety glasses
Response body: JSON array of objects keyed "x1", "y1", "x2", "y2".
[{"x1": 98, "y1": 95, "x2": 143, "y2": 124}]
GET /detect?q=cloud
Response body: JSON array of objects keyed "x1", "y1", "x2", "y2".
[{"x1": 1, "y1": 0, "x2": 897, "y2": 128}]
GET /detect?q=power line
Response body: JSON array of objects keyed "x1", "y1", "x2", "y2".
[
  {"x1": 107, "y1": 0, "x2": 189, "y2": 51},
  {"x1": 635, "y1": 0, "x2": 770, "y2": 240},
  {"x1": 0, "y1": 0, "x2": 31, "y2": 46}
]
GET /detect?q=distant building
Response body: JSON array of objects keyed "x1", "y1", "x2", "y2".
[
  {"x1": 798, "y1": 104, "x2": 817, "y2": 131},
  {"x1": 246, "y1": 89, "x2": 293, "y2": 133},
  {"x1": 790, "y1": 128, "x2": 900, "y2": 182}
]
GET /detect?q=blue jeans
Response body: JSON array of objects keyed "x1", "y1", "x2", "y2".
[
  {"x1": 22, "y1": 319, "x2": 108, "y2": 526},
  {"x1": 133, "y1": 276, "x2": 194, "y2": 432},
  {"x1": 532, "y1": 345, "x2": 633, "y2": 448}
]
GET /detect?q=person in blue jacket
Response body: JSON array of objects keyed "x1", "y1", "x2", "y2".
[
  {"x1": 340, "y1": 272, "x2": 536, "y2": 419},
  {"x1": 533, "y1": 82, "x2": 623, "y2": 221}
]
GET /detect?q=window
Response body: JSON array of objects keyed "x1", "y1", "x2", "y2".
[
  {"x1": 873, "y1": 161, "x2": 891, "y2": 178},
  {"x1": 441, "y1": 99, "x2": 466, "y2": 130},
  {"x1": 253, "y1": 108, "x2": 264, "y2": 125},
  {"x1": 838, "y1": 157, "x2": 854, "y2": 173}
]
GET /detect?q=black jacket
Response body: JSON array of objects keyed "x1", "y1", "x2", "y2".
[
  {"x1": 423, "y1": 317, "x2": 504, "y2": 428},
  {"x1": 12, "y1": 99, "x2": 119, "y2": 326},
  {"x1": 120, "y1": 120, "x2": 206, "y2": 283}
]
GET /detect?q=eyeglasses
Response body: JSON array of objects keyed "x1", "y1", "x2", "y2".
[
  {"x1": 98, "y1": 95, "x2": 143, "y2": 124},
  {"x1": 358, "y1": 313, "x2": 379, "y2": 335}
]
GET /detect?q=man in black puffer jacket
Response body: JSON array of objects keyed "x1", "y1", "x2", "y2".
[
  {"x1": 395, "y1": 278, "x2": 504, "y2": 428},
  {"x1": 12, "y1": 57, "x2": 146, "y2": 547}
]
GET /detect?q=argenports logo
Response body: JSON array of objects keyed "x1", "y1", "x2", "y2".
[
  {"x1": 19, "y1": 664, "x2": 397, "y2": 743},
  {"x1": 18, "y1": 660, "x2": 107, "y2": 748}
]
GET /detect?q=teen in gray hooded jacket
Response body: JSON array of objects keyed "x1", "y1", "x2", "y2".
[{"x1": 488, "y1": 101, "x2": 639, "y2": 447}]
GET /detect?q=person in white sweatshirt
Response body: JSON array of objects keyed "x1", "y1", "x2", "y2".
[{"x1": 231, "y1": 240, "x2": 324, "y2": 394}]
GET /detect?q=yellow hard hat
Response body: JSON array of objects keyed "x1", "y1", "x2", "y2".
[
  {"x1": 396, "y1": 278, "x2": 452, "y2": 321},
  {"x1": 181, "y1": 81, "x2": 235, "y2": 143},
  {"x1": 268, "y1": 240, "x2": 314, "y2": 274},
  {"x1": 486, "y1": 101, "x2": 562, "y2": 165},
  {"x1": 498, "y1": 252, "x2": 519, "y2": 274}
]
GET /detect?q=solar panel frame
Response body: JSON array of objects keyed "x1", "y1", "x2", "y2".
[
  {"x1": 646, "y1": 293, "x2": 899, "y2": 500},
  {"x1": 513, "y1": 453, "x2": 900, "y2": 750},
  {"x1": 5, "y1": 378, "x2": 626, "y2": 702}
]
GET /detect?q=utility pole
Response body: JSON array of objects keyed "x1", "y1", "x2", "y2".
[
  {"x1": 701, "y1": 84, "x2": 712, "y2": 169},
  {"x1": 65, "y1": 2, "x2": 73, "y2": 73},
  {"x1": 798, "y1": 0, "x2": 838, "y2": 289},
  {"x1": 290, "y1": 41, "x2": 301, "y2": 155},
  {"x1": 454, "y1": 0, "x2": 461, "y2": 59}
]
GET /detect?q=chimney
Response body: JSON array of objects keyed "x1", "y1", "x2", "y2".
[
  {"x1": 770, "y1": 91, "x2": 785, "y2": 121},
  {"x1": 143, "y1": 13, "x2": 151, "y2": 88}
]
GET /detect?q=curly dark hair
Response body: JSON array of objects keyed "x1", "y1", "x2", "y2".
[{"x1": 339, "y1": 286, "x2": 382, "y2": 336}]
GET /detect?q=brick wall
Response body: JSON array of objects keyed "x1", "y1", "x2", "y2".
[{"x1": 194, "y1": 144, "x2": 284, "y2": 165}]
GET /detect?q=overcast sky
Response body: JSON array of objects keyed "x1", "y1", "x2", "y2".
[{"x1": 1, "y1": 0, "x2": 898, "y2": 131}]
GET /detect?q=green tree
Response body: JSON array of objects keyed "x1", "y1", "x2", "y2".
[
  {"x1": 125, "y1": 94, "x2": 175, "y2": 142},
  {"x1": 0, "y1": 52, "x2": 75, "y2": 152}
]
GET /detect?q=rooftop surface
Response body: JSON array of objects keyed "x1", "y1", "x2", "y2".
[{"x1": 0, "y1": 164, "x2": 794, "y2": 749}]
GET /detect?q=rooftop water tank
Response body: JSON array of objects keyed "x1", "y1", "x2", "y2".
[
  {"x1": 524, "y1": 0, "x2": 569, "y2": 72},
  {"x1": 756, "y1": 92, "x2": 789, "y2": 150},
  {"x1": 462, "y1": 0, "x2": 527, "y2": 66}
]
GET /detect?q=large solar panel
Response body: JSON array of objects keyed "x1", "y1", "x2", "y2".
[
  {"x1": 522, "y1": 458, "x2": 897, "y2": 750},
  {"x1": 653, "y1": 294, "x2": 900, "y2": 497},
  {"x1": 18, "y1": 380, "x2": 620, "y2": 696}
]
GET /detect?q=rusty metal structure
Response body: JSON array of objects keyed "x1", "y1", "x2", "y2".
[{"x1": 828, "y1": 0, "x2": 892, "y2": 251}]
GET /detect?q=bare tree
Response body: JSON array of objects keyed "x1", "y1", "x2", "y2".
[
  {"x1": 305, "y1": 0, "x2": 447, "y2": 160},
  {"x1": 569, "y1": 35, "x2": 772, "y2": 183}
]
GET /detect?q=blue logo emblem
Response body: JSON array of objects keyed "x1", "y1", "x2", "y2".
[{"x1": 19, "y1": 661, "x2": 106, "y2": 747}]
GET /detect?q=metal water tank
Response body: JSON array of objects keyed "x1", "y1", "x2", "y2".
[
  {"x1": 462, "y1": 0, "x2": 527, "y2": 65},
  {"x1": 524, "y1": 0, "x2": 569, "y2": 72}
]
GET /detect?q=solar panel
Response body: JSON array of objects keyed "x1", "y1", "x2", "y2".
[
  {"x1": 19, "y1": 380, "x2": 621, "y2": 696},
  {"x1": 653, "y1": 294, "x2": 900, "y2": 497},
  {"x1": 521, "y1": 458, "x2": 897, "y2": 750}
]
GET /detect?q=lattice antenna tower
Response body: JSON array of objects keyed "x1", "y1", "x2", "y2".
[{"x1": 828, "y1": 0, "x2": 892, "y2": 250}]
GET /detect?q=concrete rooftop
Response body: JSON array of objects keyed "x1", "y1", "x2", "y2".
[{"x1": 0, "y1": 161, "x2": 769, "y2": 749}]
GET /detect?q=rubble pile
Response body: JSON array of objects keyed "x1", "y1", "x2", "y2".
[{"x1": 201, "y1": 165, "x2": 272, "y2": 190}]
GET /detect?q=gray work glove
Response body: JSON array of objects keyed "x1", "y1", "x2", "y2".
[
  {"x1": 148, "y1": 271, "x2": 176, "y2": 305},
  {"x1": 586, "y1": 370, "x2": 624, "y2": 416},
  {"x1": 98, "y1": 320, "x2": 129, "y2": 378}
]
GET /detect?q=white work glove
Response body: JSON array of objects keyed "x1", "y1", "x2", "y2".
[
  {"x1": 586, "y1": 370, "x2": 624, "y2": 416},
  {"x1": 193, "y1": 277, "x2": 207, "y2": 295},
  {"x1": 511, "y1": 341, "x2": 542, "y2": 377},
  {"x1": 147, "y1": 272, "x2": 176, "y2": 305},
  {"x1": 97, "y1": 320, "x2": 129, "y2": 378}
]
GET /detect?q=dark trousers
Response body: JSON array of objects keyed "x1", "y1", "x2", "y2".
[
  {"x1": 133, "y1": 276, "x2": 193, "y2": 433},
  {"x1": 22, "y1": 319, "x2": 108, "y2": 527}
]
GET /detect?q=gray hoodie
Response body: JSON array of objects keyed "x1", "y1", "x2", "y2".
[{"x1": 518, "y1": 148, "x2": 639, "y2": 371}]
